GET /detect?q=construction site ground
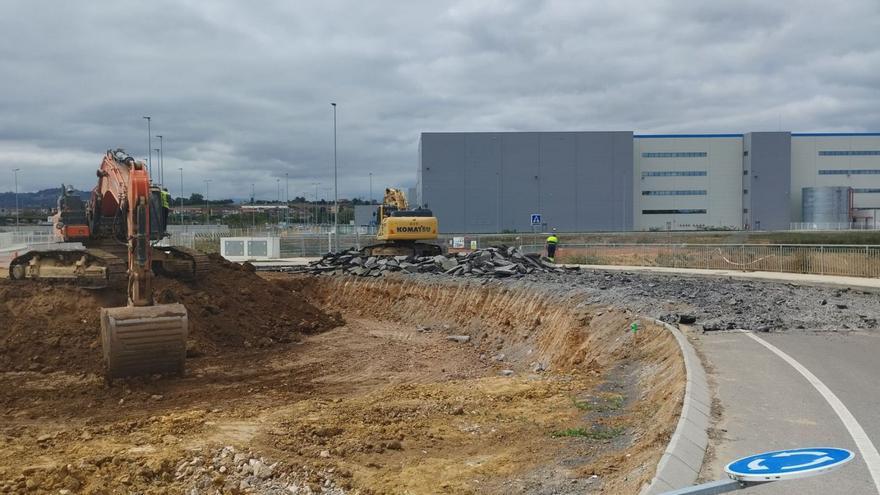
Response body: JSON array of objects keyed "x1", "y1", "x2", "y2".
[{"x1": 0, "y1": 259, "x2": 685, "y2": 494}]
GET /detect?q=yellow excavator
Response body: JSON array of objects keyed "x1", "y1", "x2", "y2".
[{"x1": 362, "y1": 188, "x2": 442, "y2": 257}]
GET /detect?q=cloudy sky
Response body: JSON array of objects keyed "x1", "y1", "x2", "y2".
[{"x1": 1, "y1": 0, "x2": 878, "y2": 200}]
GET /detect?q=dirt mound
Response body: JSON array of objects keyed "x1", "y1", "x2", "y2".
[{"x1": 0, "y1": 255, "x2": 342, "y2": 374}]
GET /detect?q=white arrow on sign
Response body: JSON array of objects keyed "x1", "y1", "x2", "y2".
[
  {"x1": 747, "y1": 459, "x2": 769, "y2": 471},
  {"x1": 746, "y1": 450, "x2": 831, "y2": 472},
  {"x1": 774, "y1": 451, "x2": 833, "y2": 470}
]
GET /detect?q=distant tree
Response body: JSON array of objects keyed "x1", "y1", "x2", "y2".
[{"x1": 189, "y1": 193, "x2": 204, "y2": 204}]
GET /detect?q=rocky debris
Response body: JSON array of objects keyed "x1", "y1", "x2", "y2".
[
  {"x1": 677, "y1": 314, "x2": 697, "y2": 325},
  {"x1": 446, "y1": 335, "x2": 471, "y2": 344},
  {"x1": 536, "y1": 269, "x2": 880, "y2": 334},
  {"x1": 173, "y1": 445, "x2": 347, "y2": 494},
  {"x1": 285, "y1": 246, "x2": 577, "y2": 278}
]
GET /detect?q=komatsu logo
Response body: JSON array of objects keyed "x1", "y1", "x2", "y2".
[{"x1": 397, "y1": 226, "x2": 432, "y2": 233}]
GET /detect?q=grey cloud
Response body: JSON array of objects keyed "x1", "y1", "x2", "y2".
[{"x1": 1, "y1": 0, "x2": 878, "y2": 199}]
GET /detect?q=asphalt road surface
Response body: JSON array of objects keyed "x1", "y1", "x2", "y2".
[{"x1": 697, "y1": 330, "x2": 880, "y2": 494}]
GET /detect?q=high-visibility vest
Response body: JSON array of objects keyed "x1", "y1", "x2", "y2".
[
  {"x1": 546, "y1": 235, "x2": 559, "y2": 245},
  {"x1": 160, "y1": 190, "x2": 171, "y2": 208}
]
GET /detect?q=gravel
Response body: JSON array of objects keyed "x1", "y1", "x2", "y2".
[
  {"x1": 175, "y1": 445, "x2": 347, "y2": 494},
  {"x1": 525, "y1": 269, "x2": 880, "y2": 333}
]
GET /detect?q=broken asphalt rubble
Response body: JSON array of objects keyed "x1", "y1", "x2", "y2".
[{"x1": 283, "y1": 246, "x2": 579, "y2": 278}]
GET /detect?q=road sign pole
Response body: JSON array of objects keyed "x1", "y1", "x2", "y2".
[
  {"x1": 659, "y1": 479, "x2": 767, "y2": 495},
  {"x1": 660, "y1": 447, "x2": 854, "y2": 495}
]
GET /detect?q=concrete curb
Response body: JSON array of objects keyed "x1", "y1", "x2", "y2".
[{"x1": 640, "y1": 320, "x2": 711, "y2": 495}]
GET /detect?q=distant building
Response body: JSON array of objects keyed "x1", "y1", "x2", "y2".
[
  {"x1": 418, "y1": 131, "x2": 880, "y2": 232},
  {"x1": 354, "y1": 204, "x2": 379, "y2": 227}
]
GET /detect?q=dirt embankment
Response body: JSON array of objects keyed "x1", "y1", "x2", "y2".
[
  {"x1": 292, "y1": 275, "x2": 685, "y2": 494},
  {"x1": 0, "y1": 256, "x2": 341, "y2": 375},
  {"x1": 2, "y1": 271, "x2": 684, "y2": 495}
]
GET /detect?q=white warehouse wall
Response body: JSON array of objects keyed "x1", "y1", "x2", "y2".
[
  {"x1": 791, "y1": 134, "x2": 880, "y2": 222},
  {"x1": 633, "y1": 135, "x2": 743, "y2": 230}
]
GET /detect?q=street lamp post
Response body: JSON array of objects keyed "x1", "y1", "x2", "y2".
[
  {"x1": 204, "y1": 179, "x2": 212, "y2": 224},
  {"x1": 369, "y1": 172, "x2": 373, "y2": 204},
  {"x1": 331, "y1": 102, "x2": 338, "y2": 252},
  {"x1": 153, "y1": 149, "x2": 160, "y2": 184},
  {"x1": 156, "y1": 135, "x2": 164, "y2": 185},
  {"x1": 142, "y1": 116, "x2": 151, "y2": 178},
  {"x1": 251, "y1": 183, "x2": 255, "y2": 228},
  {"x1": 178, "y1": 168, "x2": 184, "y2": 226},
  {"x1": 313, "y1": 182, "x2": 319, "y2": 228},
  {"x1": 13, "y1": 168, "x2": 20, "y2": 232},
  {"x1": 285, "y1": 172, "x2": 289, "y2": 226}
]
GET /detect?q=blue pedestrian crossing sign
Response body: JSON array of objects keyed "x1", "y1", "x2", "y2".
[
  {"x1": 725, "y1": 447, "x2": 854, "y2": 482},
  {"x1": 530, "y1": 213, "x2": 542, "y2": 226}
]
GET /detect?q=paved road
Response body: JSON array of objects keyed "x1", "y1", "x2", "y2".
[{"x1": 696, "y1": 330, "x2": 880, "y2": 494}]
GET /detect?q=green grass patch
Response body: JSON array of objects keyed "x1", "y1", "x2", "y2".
[
  {"x1": 551, "y1": 426, "x2": 625, "y2": 440},
  {"x1": 602, "y1": 393, "x2": 625, "y2": 410},
  {"x1": 570, "y1": 397, "x2": 592, "y2": 411},
  {"x1": 570, "y1": 393, "x2": 625, "y2": 412}
]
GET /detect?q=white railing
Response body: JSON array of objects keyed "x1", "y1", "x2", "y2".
[{"x1": 790, "y1": 222, "x2": 880, "y2": 231}]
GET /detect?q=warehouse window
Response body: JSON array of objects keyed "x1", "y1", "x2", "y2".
[
  {"x1": 641, "y1": 152, "x2": 708, "y2": 158},
  {"x1": 641, "y1": 171, "x2": 708, "y2": 177},
  {"x1": 819, "y1": 150, "x2": 880, "y2": 156},
  {"x1": 641, "y1": 190, "x2": 707, "y2": 196},
  {"x1": 853, "y1": 188, "x2": 880, "y2": 193},
  {"x1": 818, "y1": 169, "x2": 880, "y2": 175},
  {"x1": 641, "y1": 209, "x2": 707, "y2": 214}
]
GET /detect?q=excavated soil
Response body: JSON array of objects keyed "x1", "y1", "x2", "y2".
[
  {"x1": 0, "y1": 255, "x2": 341, "y2": 374},
  {"x1": 1, "y1": 272, "x2": 684, "y2": 494}
]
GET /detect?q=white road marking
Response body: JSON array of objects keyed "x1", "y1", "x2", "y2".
[{"x1": 745, "y1": 331, "x2": 880, "y2": 493}]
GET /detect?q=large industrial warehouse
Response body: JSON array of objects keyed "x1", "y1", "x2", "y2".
[{"x1": 417, "y1": 131, "x2": 880, "y2": 233}]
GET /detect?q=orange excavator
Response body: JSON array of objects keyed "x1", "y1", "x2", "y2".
[{"x1": 9, "y1": 149, "x2": 206, "y2": 379}]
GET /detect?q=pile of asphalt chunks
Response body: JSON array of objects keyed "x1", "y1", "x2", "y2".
[{"x1": 290, "y1": 245, "x2": 576, "y2": 278}]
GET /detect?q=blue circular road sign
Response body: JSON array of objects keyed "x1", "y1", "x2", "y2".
[{"x1": 725, "y1": 447, "x2": 854, "y2": 482}]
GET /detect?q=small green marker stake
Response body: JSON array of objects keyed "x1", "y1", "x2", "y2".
[{"x1": 631, "y1": 321, "x2": 639, "y2": 348}]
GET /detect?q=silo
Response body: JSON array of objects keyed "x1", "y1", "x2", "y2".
[{"x1": 802, "y1": 187, "x2": 851, "y2": 224}]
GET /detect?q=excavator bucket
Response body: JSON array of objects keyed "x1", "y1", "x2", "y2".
[{"x1": 100, "y1": 303, "x2": 188, "y2": 379}]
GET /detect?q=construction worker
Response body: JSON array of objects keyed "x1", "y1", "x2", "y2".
[
  {"x1": 160, "y1": 187, "x2": 171, "y2": 231},
  {"x1": 545, "y1": 228, "x2": 559, "y2": 262}
]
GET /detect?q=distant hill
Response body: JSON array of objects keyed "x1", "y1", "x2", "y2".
[{"x1": 0, "y1": 187, "x2": 90, "y2": 209}]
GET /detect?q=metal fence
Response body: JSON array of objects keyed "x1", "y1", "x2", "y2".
[
  {"x1": 553, "y1": 243, "x2": 880, "y2": 278},
  {"x1": 175, "y1": 231, "x2": 558, "y2": 257},
  {"x1": 789, "y1": 222, "x2": 880, "y2": 231},
  {"x1": 0, "y1": 231, "x2": 56, "y2": 250}
]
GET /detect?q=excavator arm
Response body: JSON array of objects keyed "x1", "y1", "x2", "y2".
[{"x1": 97, "y1": 150, "x2": 188, "y2": 378}]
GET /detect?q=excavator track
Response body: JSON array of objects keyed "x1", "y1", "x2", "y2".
[
  {"x1": 8, "y1": 248, "x2": 127, "y2": 289},
  {"x1": 361, "y1": 241, "x2": 443, "y2": 258},
  {"x1": 153, "y1": 245, "x2": 212, "y2": 279}
]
